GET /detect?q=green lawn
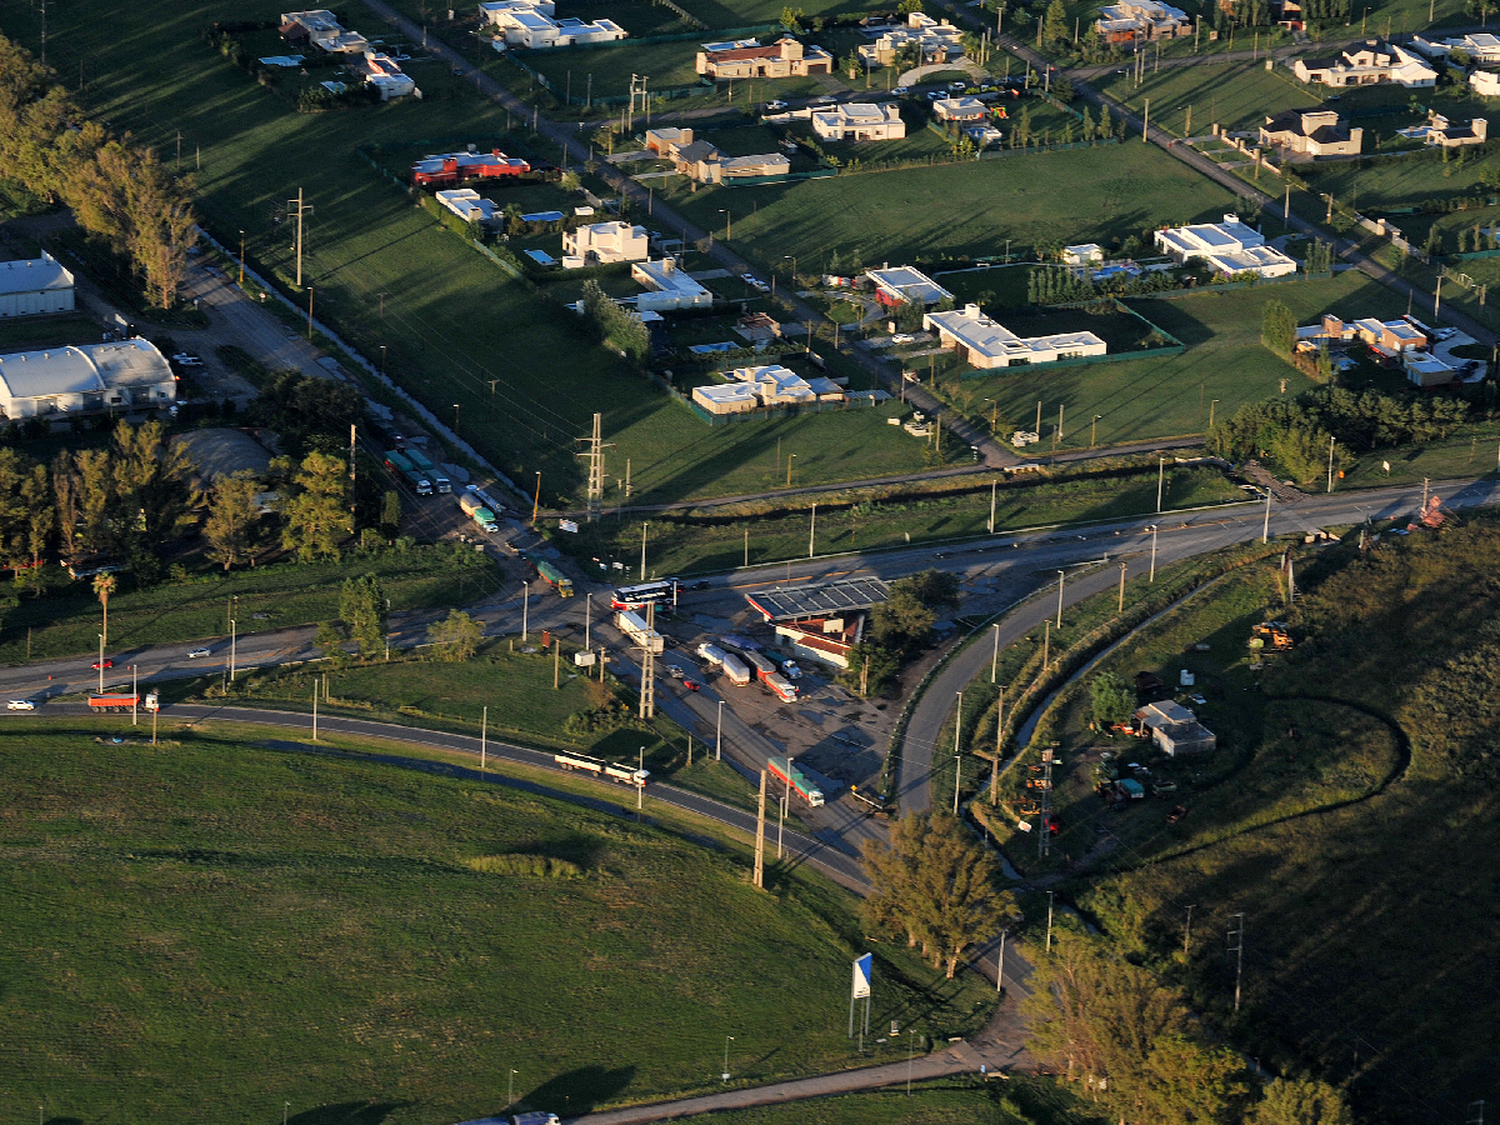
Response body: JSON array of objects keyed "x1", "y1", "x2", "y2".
[
  {"x1": 554, "y1": 465, "x2": 1242, "y2": 577},
  {"x1": 0, "y1": 544, "x2": 501, "y2": 664},
  {"x1": 517, "y1": 40, "x2": 708, "y2": 100},
  {"x1": 1097, "y1": 61, "x2": 1321, "y2": 137},
  {"x1": 0, "y1": 724, "x2": 999, "y2": 1125},
  {"x1": 927, "y1": 271, "x2": 1411, "y2": 452},
  {"x1": 658, "y1": 141, "x2": 1240, "y2": 276}
]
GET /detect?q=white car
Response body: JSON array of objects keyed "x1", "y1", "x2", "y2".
[
  {"x1": 765, "y1": 99, "x2": 787, "y2": 112},
  {"x1": 188, "y1": 647, "x2": 213, "y2": 658},
  {"x1": 7, "y1": 699, "x2": 35, "y2": 711},
  {"x1": 171, "y1": 353, "x2": 203, "y2": 366},
  {"x1": 780, "y1": 661, "x2": 802, "y2": 679},
  {"x1": 745, "y1": 275, "x2": 770, "y2": 292},
  {"x1": 893, "y1": 85, "x2": 910, "y2": 95}
]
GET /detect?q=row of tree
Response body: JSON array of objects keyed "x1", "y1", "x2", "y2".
[
  {"x1": 0, "y1": 418, "x2": 373, "y2": 584},
  {"x1": 0, "y1": 34, "x2": 197, "y2": 309},
  {"x1": 1026, "y1": 930, "x2": 1356, "y2": 1125}
]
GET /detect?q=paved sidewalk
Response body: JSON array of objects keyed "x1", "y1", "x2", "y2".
[{"x1": 566, "y1": 1022, "x2": 1029, "y2": 1125}]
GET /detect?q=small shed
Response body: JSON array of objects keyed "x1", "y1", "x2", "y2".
[{"x1": 1135, "y1": 700, "x2": 1217, "y2": 757}]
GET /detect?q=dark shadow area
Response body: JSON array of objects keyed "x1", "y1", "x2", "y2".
[
  {"x1": 523, "y1": 1065, "x2": 636, "y2": 1118},
  {"x1": 291, "y1": 1101, "x2": 412, "y2": 1125}
]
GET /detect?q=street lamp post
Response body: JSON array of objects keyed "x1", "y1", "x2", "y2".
[
  {"x1": 1157, "y1": 456, "x2": 1166, "y2": 512},
  {"x1": 452, "y1": 402, "x2": 461, "y2": 433},
  {"x1": 230, "y1": 618, "x2": 237, "y2": 682},
  {"x1": 238, "y1": 229, "x2": 246, "y2": 287},
  {"x1": 786, "y1": 452, "x2": 796, "y2": 487},
  {"x1": 719, "y1": 209, "x2": 731, "y2": 240},
  {"x1": 379, "y1": 344, "x2": 387, "y2": 375},
  {"x1": 1091, "y1": 414, "x2": 1101, "y2": 448},
  {"x1": 585, "y1": 592, "x2": 592, "y2": 651},
  {"x1": 716, "y1": 699, "x2": 725, "y2": 760},
  {"x1": 98, "y1": 633, "x2": 105, "y2": 694},
  {"x1": 1046, "y1": 890, "x2": 1055, "y2": 951},
  {"x1": 1055, "y1": 570, "x2": 1065, "y2": 628},
  {"x1": 953, "y1": 690, "x2": 963, "y2": 815},
  {"x1": 508, "y1": 1070, "x2": 518, "y2": 1111},
  {"x1": 522, "y1": 580, "x2": 530, "y2": 641},
  {"x1": 1149, "y1": 525, "x2": 1158, "y2": 584},
  {"x1": 722, "y1": 1035, "x2": 735, "y2": 1082},
  {"x1": 132, "y1": 664, "x2": 138, "y2": 726},
  {"x1": 1208, "y1": 398, "x2": 1219, "y2": 431},
  {"x1": 997, "y1": 928, "x2": 1007, "y2": 994},
  {"x1": 990, "y1": 622, "x2": 1000, "y2": 684},
  {"x1": 637, "y1": 745, "x2": 645, "y2": 812}
]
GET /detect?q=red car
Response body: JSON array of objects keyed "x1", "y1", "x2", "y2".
[
  {"x1": 92, "y1": 658, "x2": 114, "y2": 670},
  {"x1": 682, "y1": 679, "x2": 701, "y2": 692}
]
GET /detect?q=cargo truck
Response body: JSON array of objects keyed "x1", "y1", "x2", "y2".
[
  {"x1": 768, "y1": 755, "x2": 824, "y2": 807},
  {"x1": 742, "y1": 651, "x2": 777, "y2": 680},
  {"x1": 534, "y1": 558, "x2": 574, "y2": 597},
  {"x1": 765, "y1": 671, "x2": 798, "y2": 702},
  {"x1": 458, "y1": 493, "x2": 498, "y2": 533},
  {"x1": 696, "y1": 642, "x2": 726, "y2": 667},
  {"x1": 406, "y1": 447, "x2": 451, "y2": 493},
  {"x1": 720, "y1": 653, "x2": 751, "y2": 687}
]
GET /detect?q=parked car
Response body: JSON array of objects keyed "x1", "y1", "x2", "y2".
[
  {"x1": 949, "y1": 79, "x2": 968, "y2": 90},
  {"x1": 765, "y1": 99, "x2": 787, "y2": 111},
  {"x1": 745, "y1": 275, "x2": 770, "y2": 292},
  {"x1": 7, "y1": 699, "x2": 35, "y2": 711},
  {"x1": 780, "y1": 660, "x2": 802, "y2": 679},
  {"x1": 171, "y1": 353, "x2": 202, "y2": 366},
  {"x1": 92, "y1": 658, "x2": 114, "y2": 670},
  {"x1": 188, "y1": 647, "x2": 213, "y2": 659},
  {"x1": 926, "y1": 89, "x2": 944, "y2": 100},
  {"x1": 893, "y1": 84, "x2": 910, "y2": 94}
]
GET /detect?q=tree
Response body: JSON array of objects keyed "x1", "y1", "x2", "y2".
[
  {"x1": 1044, "y1": 0, "x2": 1069, "y2": 43},
  {"x1": 1098, "y1": 101, "x2": 1112, "y2": 141},
  {"x1": 1091, "y1": 672, "x2": 1135, "y2": 728},
  {"x1": 1260, "y1": 298, "x2": 1296, "y2": 354},
  {"x1": 1247, "y1": 1077, "x2": 1355, "y2": 1125},
  {"x1": 93, "y1": 572, "x2": 116, "y2": 646},
  {"x1": 112, "y1": 419, "x2": 192, "y2": 548},
  {"x1": 897, "y1": 0, "x2": 925, "y2": 12},
  {"x1": 871, "y1": 569, "x2": 960, "y2": 656},
  {"x1": 862, "y1": 812, "x2": 1015, "y2": 977},
  {"x1": 1052, "y1": 74, "x2": 1075, "y2": 103},
  {"x1": 427, "y1": 609, "x2": 482, "y2": 662},
  {"x1": 204, "y1": 471, "x2": 263, "y2": 571},
  {"x1": 340, "y1": 573, "x2": 388, "y2": 658},
  {"x1": 280, "y1": 450, "x2": 348, "y2": 563},
  {"x1": 380, "y1": 490, "x2": 402, "y2": 537},
  {"x1": 780, "y1": 5, "x2": 806, "y2": 32}
]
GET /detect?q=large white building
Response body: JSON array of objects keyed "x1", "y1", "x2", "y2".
[
  {"x1": 478, "y1": 0, "x2": 625, "y2": 48},
  {"x1": 0, "y1": 252, "x2": 74, "y2": 318},
  {"x1": 857, "y1": 12, "x2": 965, "y2": 67},
  {"x1": 631, "y1": 258, "x2": 712, "y2": 311},
  {"x1": 692, "y1": 364, "x2": 845, "y2": 414},
  {"x1": 279, "y1": 10, "x2": 369, "y2": 53},
  {"x1": 1292, "y1": 39, "x2": 1436, "y2": 88},
  {"x1": 562, "y1": 221, "x2": 649, "y2": 269},
  {"x1": 1153, "y1": 214, "x2": 1298, "y2": 279},
  {"x1": 812, "y1": 103, "x2": 906, "y2": 142},
  {"x1": 0, "y1": 338, "x2": 176, "y2": 420},
  {"x1": 923, "y1": 304, "x2": 1107, "y2": 369}
]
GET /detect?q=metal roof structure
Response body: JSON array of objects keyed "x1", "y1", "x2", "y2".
[
  {"x1": 0, "y1": 252, "x2": 73, "y2": 297},
  {"x1": 0, "y1": 338, "x2": 172, "y2": 401},
  {"x1": 745, "y1": 576, "x2": 890, "y2": 622}
]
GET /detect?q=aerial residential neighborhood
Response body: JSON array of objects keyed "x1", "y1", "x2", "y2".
[{"x1": 2, "y1": 0, "x2": 1499, "y2": 1124}]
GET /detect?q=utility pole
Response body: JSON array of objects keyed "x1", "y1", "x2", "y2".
[
  {"x1": 808, "y1": 502, "x2": 816, "y2": 558},
  {"x1": 1046, "y1": 890, "x2": 1055, "y2": 951},
  {"x1": 286, "y1": 188, "x2": 313, "y2": 288},
  {"x1": 1150, "y1": 524, "x2": 1158, "y2": 583},
  {"x1": 753, "y1": 769, "x2": 767, "y2": 888},
  {"x1": 1118, "y1": 561, "x2": 1127, "y2": 613},
  {"x1": 990, "y1": 685, "x2": 1004, "y2": 803},
  {"x1": 639, "y1": 521, "x2": 648, "y2": 580},
  {"x1": 638, "y1": 602, "x2": 657, "y2": 720},
  {"x1": 576, "y1": 412, "x2": 613, "y2": 522},
  {"x1": 1183, "y1": 903, "x2": 1196, "y2": 955},
  {"x1": 991, "y1": 623, "x2": 1000, "y2": 683},
  {"x1": 1228, "y1": 912, "x2": 1245, "y2": 1012}
]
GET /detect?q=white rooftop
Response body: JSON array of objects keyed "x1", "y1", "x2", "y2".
[
  {"x1": 0, "y1": 252, "x2": 73, "y2": 296},
  {"x1": 0, "y1": 338, "x2": 171, "y2": 400},
  {"x1": 866, "y1": 265, "x2": 953, "y2": 304}
]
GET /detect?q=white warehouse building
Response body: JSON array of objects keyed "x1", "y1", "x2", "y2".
[
  {"x1": 0, "y1": 251, "x2": 75, "y2": 318},
  {"x1": 0, "y1": 338, "x2": 177, "y2": 419}
]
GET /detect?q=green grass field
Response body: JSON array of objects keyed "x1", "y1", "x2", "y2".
[
  {"x1": 554, "y1": 465, "x2": 1242, "y2": 576},
  {"x1": 1097, "y1": 61, "x2": 1321, "y2": 137},
  {"x1": 658, "y1": 141, "x2": 1240, "y2": 276},
  {"x1": 0, "y1": 544, "x2": 502, "y2": 664},
  {"x1": 0, "y1": 723, "x2": 1000, "y2": 1125},
  {"x1": 927, "y1": 270, "x2": 1411, "y2": 451}
]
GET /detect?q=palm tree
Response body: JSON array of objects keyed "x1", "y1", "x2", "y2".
[{"x1": 93, "y1": 573, "x2": 116, "y2": 646}]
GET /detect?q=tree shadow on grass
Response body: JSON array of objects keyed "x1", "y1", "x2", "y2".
[
  {"x1": 291, "y1": 1101, "x2": 412, "y2": 1125},
  {"x1": 523, "y1": 1066, "x2": 636, "y2": 1117}
]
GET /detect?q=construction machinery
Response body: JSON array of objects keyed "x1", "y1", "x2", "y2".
[{"x1": 1251, "y1": 621, "x2": 1293, "y2": 651}]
